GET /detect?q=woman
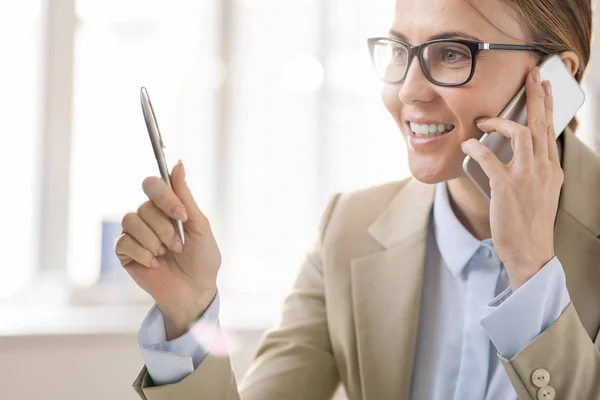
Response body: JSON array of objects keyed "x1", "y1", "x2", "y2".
[{"x1": 118, "y1": 0, "x2": 600, "y2": 398}]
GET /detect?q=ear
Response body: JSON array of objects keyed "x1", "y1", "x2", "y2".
[{"x1": 558, "y1": 51, "x2": 580, "y2": 77}]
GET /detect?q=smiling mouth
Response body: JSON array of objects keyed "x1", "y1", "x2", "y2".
[{"x1": 408, "y1": 121, "x2": 455, "y2": 137}]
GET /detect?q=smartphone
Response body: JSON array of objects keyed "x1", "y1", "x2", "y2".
[
  {"x1": 463, "y1": 54, "x2": 585, "y2": 201},
  {"x1": 140, "y1": 87, "x2": 185, "y2": 244}
]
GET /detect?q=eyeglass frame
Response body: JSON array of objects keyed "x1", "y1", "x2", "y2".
[{"x1": 367, "y1": 37, "x2": 549, "y2": 87}]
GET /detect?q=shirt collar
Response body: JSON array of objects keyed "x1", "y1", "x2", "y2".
[{"x1": 433, "y1": 181, "x2": 486, "y2": 277}]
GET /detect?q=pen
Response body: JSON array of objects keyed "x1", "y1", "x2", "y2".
[
  {"x1": 141, "y1": 87, "x2": 186, "y2": 246},
  {"x1": 172, "y1": 215, "x2": 185, "y2": 245}
]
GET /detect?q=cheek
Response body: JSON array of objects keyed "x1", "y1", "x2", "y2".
[
  {"x1": 453, "y1": 62, "x2": 532, "y2": 126},
  {"x1": 442, "y1": 90, "x2": 500, "y2": 139},
  {"x1": 443, "y1": 91, "x2": 480, "y2": 123}
]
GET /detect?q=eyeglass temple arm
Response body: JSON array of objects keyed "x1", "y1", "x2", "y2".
[
  {"x1": 481, "y1": 43, "x2": 584, "y2": 75},
  {"x1": 480, "y1": 43, "x2": 541, "y2": 51}
]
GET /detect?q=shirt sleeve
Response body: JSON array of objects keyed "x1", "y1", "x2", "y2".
[
  {"x1": 480, "y1": 257, "x2": 570, "y2": 359},
  {"x1": 138, "y1": 292, "x2": 220, "y2": 386}
]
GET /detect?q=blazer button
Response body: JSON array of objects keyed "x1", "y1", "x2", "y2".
[
  {"x1": 532, "y1": 368, "x2": 551, "y2": 388},
  {"x1": 537, "y1": 386, "x2": 555, "y2": 400}
]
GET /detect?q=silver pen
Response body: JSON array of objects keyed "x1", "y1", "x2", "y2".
[{"x1": 140, "y1": 87, "x2": 185, "y2": 245}]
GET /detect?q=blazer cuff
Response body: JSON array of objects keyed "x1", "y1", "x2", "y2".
[
  {"x1": 480, "y1": 257, "x2": 570, "y2": 359},
  {"x1": 138, "y1": 292, "x2": 220, "y2": 386},
  {"x1": 499, "y1": 302, "x2": 600, "y2": 399}
]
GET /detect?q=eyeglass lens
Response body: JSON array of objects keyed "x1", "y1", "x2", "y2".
[{"x1": 372, "y1": 41, "x2": 473, "y2": 85}]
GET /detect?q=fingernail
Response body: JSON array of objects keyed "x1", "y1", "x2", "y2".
[
  {"x1": 158, "y1": 245, "x2": 167, "y2": 256},
  {"x1": 172, "y1": 239, "x2": 183, "y2": 253},
  {"x1": 151, "y1": 257, "x2": 160, "y2": 268},
  {"x1": 533, "y1": 67, "x2": 541, "y2": 84},
  {"x1": 148, "y1": 179, "x2": 163, "y2": 198},
  {"x1": 178, "y1": 159, "x2": 186, "y2": 180},
  {"x1": 171, "y1": 206, "x2": 188, "y2": 221},
  {"x1": 544, "y1": 81, "x2": 552, "y2": 97},
  {"x1": 475, "y1": 117, "x2": 489, "y2": 124}
]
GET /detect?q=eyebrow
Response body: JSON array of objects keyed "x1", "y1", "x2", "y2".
[{"x1": 388, "y1": 29, "x2": 483, "y2": 43}]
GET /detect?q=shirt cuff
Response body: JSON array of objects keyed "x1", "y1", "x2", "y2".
[
  {"x1": 138, "y1": 292, "x2": 220, "y2": 386},
  {"x1": 480, "y1": 257, "x2": 570, "y2": 359}
]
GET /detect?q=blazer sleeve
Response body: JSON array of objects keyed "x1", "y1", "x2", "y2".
[
  {"x1": 499, "y1": 301, "x2": 600, "y2": 399},
  {"x1": 132, "y1": 193, "x2": 342, "y2": 400}
]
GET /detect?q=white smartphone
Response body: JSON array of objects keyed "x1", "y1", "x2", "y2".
[
  {"x1": 140, "y1": 87, "x2": 185, "y2": 244},
  {"x1": 462, "y1": 54, "x2": 585, "y2": 201}
]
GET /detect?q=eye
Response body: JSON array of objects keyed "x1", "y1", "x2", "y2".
[
  {"x1": 441, "y1": 48, "x2": 469, "y2": 63},
  {"x1": 392, "y1": 46, "x2": 408, "y2": 61}
]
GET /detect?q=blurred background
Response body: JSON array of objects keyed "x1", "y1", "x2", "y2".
[{"x1": 1, "y1": 0, "x2": 599, "y2": 398}]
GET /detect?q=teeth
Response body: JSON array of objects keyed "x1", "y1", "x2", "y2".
[{"x1": 409, "y1": 122, "x2": 455, "y2": 137}]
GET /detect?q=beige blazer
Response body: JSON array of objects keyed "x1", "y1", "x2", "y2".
[{"x1": 133, "y1": 129, "x2": 600, "y2": 400}]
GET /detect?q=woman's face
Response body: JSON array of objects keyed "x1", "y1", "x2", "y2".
[{"x1": 384, "y1": 0, "x2": 539, "y2": 184}]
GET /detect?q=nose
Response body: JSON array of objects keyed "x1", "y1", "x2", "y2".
[{"x1": 397, "y1": 57, "x2": 437, "y2": 105}]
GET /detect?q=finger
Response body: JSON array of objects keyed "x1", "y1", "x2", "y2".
[
  {"x1": 121, "y1": 212, "x2": 168, "y2": 257},
  {"x1": 526, "y1": 67, "x2": 549, "y2": 159},
  {"x1": 120, "y1": 260, "x2": 154, "y2": 284},
  {"x1": 142, "y1": 176, "x2": 188, "y2": 222},
  {"x1": 170, "y1": 160, "x2": 211, "y2": 234},
  {"x1": 476, "y1": 117, "x2": 534, "y2": 167},
  {"x1": 137, "y1": 202, "x2": 183, "y2": 253},
  {"x1": 114, "y1": 234, "x2": 133, "y2": 265},
  {"x1": 461, "y1": 138, "x2": 506, "y2": 180},
  {"x1": 543, "y1": 81, "x2": 560, "y2": 163},
  {"x1": 115, "y1": 233, "x2": 160, "y2": 269}
]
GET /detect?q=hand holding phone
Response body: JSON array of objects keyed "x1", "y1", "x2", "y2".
[
  {"x1": 459, "y1": 59, "x2": 574, "y2": 291},
  {"x1": 463, "y1": 54, "x2": 585, "y2": 200},
  {"x1": 140, "y1": 87, "x2": 185, "y2": 244}
]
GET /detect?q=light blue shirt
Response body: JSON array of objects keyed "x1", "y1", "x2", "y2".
[
  {"x1": 410, "y1": 182, "x2": 570, "y2": 399},
  {"x1": 138, "y1": 293, "x2": 220, "y2": 386},
  {"x1": 139, "y1": 181, "x2": 571, "y2": 397}
]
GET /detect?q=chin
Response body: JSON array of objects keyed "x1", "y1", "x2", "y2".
[
  {"x1": 409, "y1": 168, "x2": 447, "y2": 184},
  {"x1": 407, "y1": 155, "x2": 463, "y2": 184}
]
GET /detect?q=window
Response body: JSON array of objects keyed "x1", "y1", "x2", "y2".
[
  {"x1": 0, "y1": 1, "x2": 43, "y2": 298},
  {"x1": 68, "y1": 0, "x2": 222, "y2": 288},
  {"x1": 217, "y1": 0, "x2": 408, "y2": 322}
]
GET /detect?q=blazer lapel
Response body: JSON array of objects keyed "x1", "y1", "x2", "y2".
[
  {"x1": 556, "y1": 128, "x2": 600, "y2": 235},
  {"x1": 554, "y1": 130, "x2": 600, "y2": 337},
  {"x1": 350, "y1": 179, "x2": 435, "y2": 400}
]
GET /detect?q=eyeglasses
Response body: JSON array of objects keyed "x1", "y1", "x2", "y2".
[{"x1": 367, "y1": 37, "x2": 547, "y2": 87}]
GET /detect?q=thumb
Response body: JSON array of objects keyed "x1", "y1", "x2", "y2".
[{"x1": 170, "y1": 160, "x2": 208, "y2": 231}]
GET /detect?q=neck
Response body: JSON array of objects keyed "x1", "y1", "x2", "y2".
[{"x1": 446, "y1": 177, "x2": 491, "y2": 241}]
